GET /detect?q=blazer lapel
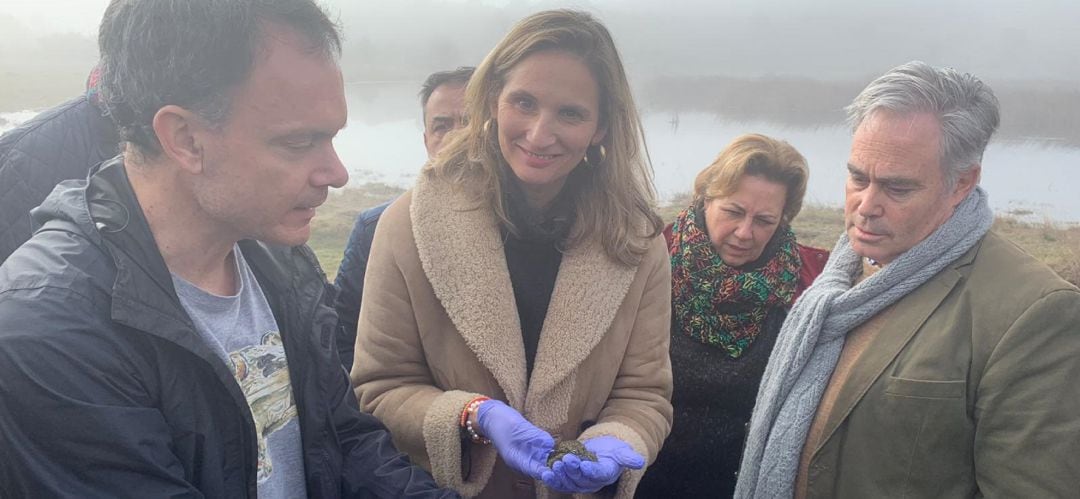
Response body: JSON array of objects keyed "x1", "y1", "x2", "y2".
[
  {"x1": 411, "y1": 174, "x2": 528, "y2": 408},
  {"x1": 814, "y1": 256, "x2": 971, "y2": 451}
]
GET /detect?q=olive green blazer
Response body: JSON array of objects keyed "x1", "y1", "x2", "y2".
[{"x1": 803, "y1": 232, "x2": 1080, "y2": 498}]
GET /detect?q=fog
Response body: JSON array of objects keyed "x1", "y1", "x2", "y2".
[
  {"x1": 3, "y1": 0, "x2": 1079, "y2": 82},
  {"x1": 6, "y1": 0, "x2": 1079, "y2": 129},
  {"x1": 329, "y1": 0, "x2": 1080, "y2": 83},
  {"x1": 3, "y1": 0, "x2": 1079, "y2": 220}
]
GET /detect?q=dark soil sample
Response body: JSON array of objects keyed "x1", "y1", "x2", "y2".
[{"x1": 547, "y1": 439, "x2": 598, "y2": 467}]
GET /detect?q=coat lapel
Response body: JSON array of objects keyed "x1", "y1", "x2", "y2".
[
  {"x1": 527, "y1": 239, "x2": 637, "y2": 403},
  {"x1": 411, "y1": 174, "x2": 528, "y2": 408},
  {"x1": 815, "y1": 252, "x2": 975, "y2": 450}
]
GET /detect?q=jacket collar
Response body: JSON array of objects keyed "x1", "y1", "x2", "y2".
[
  {"x1": 86, "y1": 158, "x2": 192, "y2": 331},
  {"x1": 81, "y1": 159, "x2": 325, "y2": 382},
  {"x1": 411, "y1": 172, "x2": 638, "y2": 409},
  {"x1": 812, "y1": 237, "x2": 984, "y2": 453}
]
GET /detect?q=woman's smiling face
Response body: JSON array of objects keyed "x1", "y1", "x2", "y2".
[{"x1": 495, "y1": 50, "x2": 607, "y2": 209}]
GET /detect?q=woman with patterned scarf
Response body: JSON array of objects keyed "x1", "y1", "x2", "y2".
[{"x1": 636, "y1": 134, "x2": 828, "y2": 498}]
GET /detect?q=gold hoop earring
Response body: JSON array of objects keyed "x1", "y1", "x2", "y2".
[{"x1": 585, "y1": 144, "x2": 607, "y2": 167}]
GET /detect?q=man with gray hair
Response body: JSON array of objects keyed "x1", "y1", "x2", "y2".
[
  {"x1": 736, "y1": 61, "x2": 1080, "y2": 498},
  {"x1": 0, "y1": 0, "x2": 457, "y2": 497}
]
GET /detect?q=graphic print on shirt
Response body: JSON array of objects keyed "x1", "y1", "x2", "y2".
[{"x1": 229, "y1": 331, "x2": 297, "y2": 483}]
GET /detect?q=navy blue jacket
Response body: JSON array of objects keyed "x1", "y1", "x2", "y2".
[
  {"x1": 0, "y1": 160, "x2": 457, "y2": 499},
  {"x1": 333, "y1": 199, "x2": 392, "y2": 371},
  {"x1": 0, "y1": 94, "x2": 119, "y2": 264}
]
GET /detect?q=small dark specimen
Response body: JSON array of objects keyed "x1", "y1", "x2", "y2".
[{"x1": 547, "y1": 439, "x2": 598, "y2": 467}]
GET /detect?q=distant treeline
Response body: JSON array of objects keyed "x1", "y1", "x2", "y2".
[
  {"x1": 639, "y1": 76, "x2": 1080, "y2": 147},
  {"x1": 0, "y1": 68, "x2": 91, "y2": 113},
  {"x1": 5, "y1": 65, "x2": 1080, "y2": 151}
]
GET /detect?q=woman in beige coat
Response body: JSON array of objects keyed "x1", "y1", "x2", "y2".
[{"x1": 350, "y1": 10, "x2": 672, "y2": 499}]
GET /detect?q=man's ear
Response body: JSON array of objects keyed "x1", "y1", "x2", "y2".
[
  {"x1": 950, "y1": 164, "x2": 981, "y2": 206},
  {"x1": 152, "y1": 105, "x2": 205, "y2": 174}
]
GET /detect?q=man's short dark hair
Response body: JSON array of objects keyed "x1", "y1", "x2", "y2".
[
  {"x1": 99, "y1": 0, "x2": 342, "y2": 156},
  {"x1": 419, "y1": 66, "x2": 475, "y2": 112}
]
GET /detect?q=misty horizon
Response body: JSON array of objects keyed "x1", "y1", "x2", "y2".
[
  {"x1": 1, "y1": 0, "x2": 1079, "y2": 224},
  {"x1": 2, "y1": 0, "x2": 1079, "y2": 83}
]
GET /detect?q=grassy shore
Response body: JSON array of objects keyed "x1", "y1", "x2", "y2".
[{"x1": 311, "y1": 183, "x2": 1080, "y2": 287}]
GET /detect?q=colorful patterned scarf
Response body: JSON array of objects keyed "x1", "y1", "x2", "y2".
[{"x1": 669, "y1": 205, "x2": 801, "y2": 358}]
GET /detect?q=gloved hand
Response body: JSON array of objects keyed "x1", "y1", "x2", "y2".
[
  {"x1": 541, "y1": 436, "x2": 645, "y2": 493},
  {"x1": 475, "y1": 399, "x2": 554, "y2": 480}
]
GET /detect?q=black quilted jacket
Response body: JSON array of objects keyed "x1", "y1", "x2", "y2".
[{"x1": 0, "y1": 95, "x2": 119, "y2": 264}]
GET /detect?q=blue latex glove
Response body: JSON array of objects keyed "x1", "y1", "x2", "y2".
[
  {"x1": 475, "y1": 399, "x2": 554, "y2": 480},
  {"x1": 541, "y1": 436, "x2": 645, "y2": 493}
]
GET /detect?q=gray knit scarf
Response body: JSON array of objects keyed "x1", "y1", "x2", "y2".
[{"x1": 734, "y1": 186, "x2": 993, "y2": 499}]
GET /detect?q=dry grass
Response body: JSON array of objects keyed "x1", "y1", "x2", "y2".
[
  {"x1": 991, "y1": 217, "x2": 1080, "y2": 286},
  {"x1": 788, "y1": 205, "x2": 847, "y2": 250},
  {"x1": 311, "y1": 184, "x2": 1080, "y2": 287},
  {"x1": 789, "y1": 204, "x2": 1080, "y2": 287},
  {"x1": 309, "y1": 183, "x2": 402, "y2": 280}
]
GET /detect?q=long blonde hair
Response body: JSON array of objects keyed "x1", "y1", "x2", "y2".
[{"x1": 427, "y1": 9, "x2": 662, "y2": 266}]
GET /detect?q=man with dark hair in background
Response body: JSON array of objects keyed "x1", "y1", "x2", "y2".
[
  {"x1": 0, "y1": 1, "x2": 457, "y2": 497},
  {"x1": 334, "y1": 66, "x2": 473, "y2": 370},
  {"x1": 418, "y1": 67, "x2": 474, "y2": 156},
  {"x1": 0, "y1": 65, "x2": 119, "y2": 265}
]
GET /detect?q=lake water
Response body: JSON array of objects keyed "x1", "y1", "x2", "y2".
[{"x1": 4, "y1": 83, "x2": 1079, "y2": 223}]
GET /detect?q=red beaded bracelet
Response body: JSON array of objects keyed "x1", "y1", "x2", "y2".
[
  {"x1": 459, "y1": 396, "x2": 488, "y2": 427},
  {"x1": 460, "y1": 396, "x2": 491, "y2": 445}
]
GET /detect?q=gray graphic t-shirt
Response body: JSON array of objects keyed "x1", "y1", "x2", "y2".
[{"x1": 172, "y1": 246, "x2": 307, "y2": 499}]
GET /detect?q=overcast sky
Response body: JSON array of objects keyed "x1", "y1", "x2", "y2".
[
  {"x1": 2, "y1": 0, "x2": 109, "y2": 36},
  {"x1": 2, "y1": 0, "x2": 1078, "y2": 82}
]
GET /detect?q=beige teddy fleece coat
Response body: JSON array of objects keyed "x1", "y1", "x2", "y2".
[{"x1": 350, "y1": 173, "x2": 673, "y2": 499}]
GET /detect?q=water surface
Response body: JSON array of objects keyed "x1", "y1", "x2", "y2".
[{"x1": 5, "y1": 85, "x2": 1078, "y2": 223}]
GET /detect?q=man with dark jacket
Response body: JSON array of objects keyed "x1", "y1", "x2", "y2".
[
  {"x1": 0, "y1": 1, "x2": 457, "y2": 498},
  {"x1": 0, "y1": 67, "x2": 119, "y2": 264},
  {"x1": 333, "y1": 66, "x2": 473, "y2": 371}
]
